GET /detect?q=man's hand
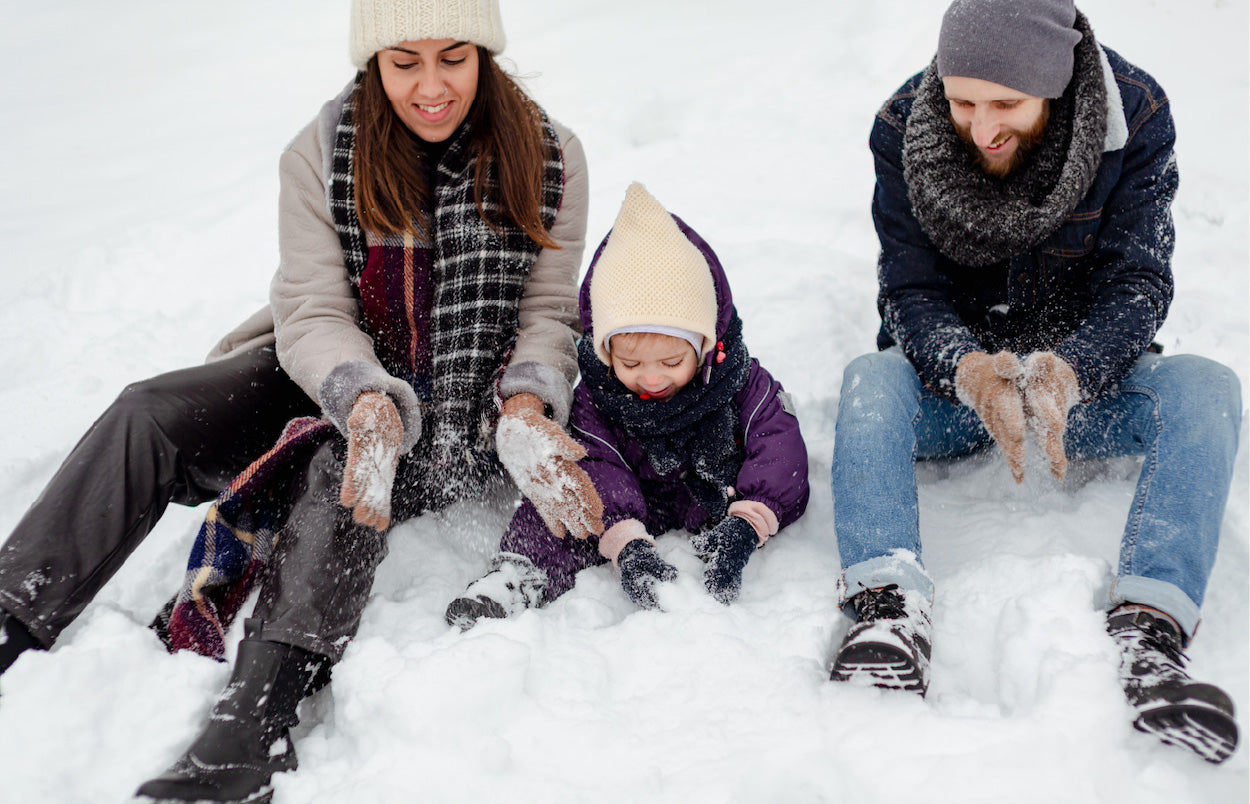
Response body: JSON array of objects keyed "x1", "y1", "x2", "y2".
[
  {"x1": 496, "y1": 393, "x2": 604, "y2": 540},
  {"x1": 956, "y1": 350, "x2": 1027, "y2": 483},
  {"x1": 1022, "y1": 352, "x2": 1080, "y2": 481},
  {"x1": 340, "y1": 391, "x2": 404, "y2": 531}
]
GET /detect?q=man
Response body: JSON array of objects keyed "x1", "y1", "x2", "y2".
[{"x1": 829, "y1": 0, "x2": 1242, "y2": 764}]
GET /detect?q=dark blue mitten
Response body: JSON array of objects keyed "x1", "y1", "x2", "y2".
[
  {"x1": 617, "y1": 539, "x2": 678, "y2": 610},
  {"x1": 692, "y1": 516, "x2": 758, "y2": 604}
]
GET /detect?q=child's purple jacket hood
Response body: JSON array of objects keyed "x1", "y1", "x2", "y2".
[{"x1": 570, "y1": 213, "x2": 810, "y2": 535}]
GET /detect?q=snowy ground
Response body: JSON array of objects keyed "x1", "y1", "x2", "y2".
[{"x1": 0, "y1": 1, "x2": 1246, "y2": 802}]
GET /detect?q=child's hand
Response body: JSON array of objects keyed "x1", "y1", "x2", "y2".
[
  {"x1": 496, "y1": 393, "x2": 605, "y2": 540},
  {"x1": 617, "y1": 539, "x2": 678, "y2": 610},
  {"x1": 692, "y1": 516, "x2": 759, "y2": 604}
]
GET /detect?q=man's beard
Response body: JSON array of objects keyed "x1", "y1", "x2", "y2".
[{"x1": 953, "y1": 103, "x2": 1050, "y2": 179}]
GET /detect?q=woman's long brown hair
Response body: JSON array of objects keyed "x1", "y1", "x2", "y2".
[{"x1": 353, "y1": 47, "x2": 558, "y2": 249}]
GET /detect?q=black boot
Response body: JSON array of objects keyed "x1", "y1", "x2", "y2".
[
  {"x1": 135, "y1": 619, "x2": 330, "y2": 803},
  {"x1": 445, "y1": 553, "x2": 548, "y2": 632},
  {"x1": 830, "y1": 584, "x2": 932, "y2": 696},
  {"x1": 0, "y1": 609, "x2": 43, "y2": 676},
  {"x1": 1107, "y1": 607, "x2": 1238, "y2": 763}
]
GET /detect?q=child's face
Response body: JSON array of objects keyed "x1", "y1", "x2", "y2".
[{"x1": 609, "y1": 333, "x2": 699, "y2": 401}]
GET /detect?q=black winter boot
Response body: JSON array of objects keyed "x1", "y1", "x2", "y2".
[
  {"x1": 617, "y1": 539, "x2": 678, "y2": 610},
  {"x1": 135, "y1": 619, "x2": 330, "y2": 803},
  {"x1": 445, "y1": 552, "x2": 549, "y2": 632},
  {"x1": 0, "y1": 609, "x2": 43, "y2": 676},
  {"x1": 830, "y1": 584, "x2": 932, "y2": 696},
  {"x1": 1107, "y1": 606, "x2": 1238, "y2": 763}
]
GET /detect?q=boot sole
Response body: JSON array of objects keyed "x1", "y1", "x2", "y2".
[
  {"x1": 831, "y1": 643, "x2": 928, "y2": 696},
  {"x1": 1136, "y1": 704, "x2": 1239, "y2": 764},
  {"x1": 139, "y1": 789, "x2": 272, "y2": 804},
  {"x1": 444, "y1": 595, "x2": 507, "y2": 631}
]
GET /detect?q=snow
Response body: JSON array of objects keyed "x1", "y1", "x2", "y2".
[{"x1": 0, "y1": 1, "x2": 1246, "y2": 802}]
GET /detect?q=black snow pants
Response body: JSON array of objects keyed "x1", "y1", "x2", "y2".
[{"x1": 0, "y1": 346, "x2": 317, "y2": 646}]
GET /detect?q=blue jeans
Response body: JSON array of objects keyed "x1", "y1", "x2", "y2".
[{"x1": 831, "y1": 348, "x2": 1242, "y2": 639}]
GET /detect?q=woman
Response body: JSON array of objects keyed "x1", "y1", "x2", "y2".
[{"x1": 122, "y1": 2, "x2": 593, "y2": 802}]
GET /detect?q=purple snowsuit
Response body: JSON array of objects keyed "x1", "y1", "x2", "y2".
[{"x1": 500, "y1": 216, "x2": 810, "y2": 601}]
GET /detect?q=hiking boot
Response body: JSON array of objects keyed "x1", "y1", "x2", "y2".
[
  {"x1": 445, "y1": 552, "x2": 548, "y2": 632},
  {"x1": 0, "y1": 609, "x2": 42, "y2": 676},
  {"x1": 135, "y1": 619, "x2": 329, "y2": 803},
  {"x1": 830, "y1": 584, "x2": 932, "y2": 696},
  {"x1": 1107, "y1": 606, "x2": 1238, "y2": 763}
]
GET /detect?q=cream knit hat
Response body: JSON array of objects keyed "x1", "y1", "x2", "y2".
[
  {"x1": 590, "y1": 183, "x2": 718, "y2": 366},
  {"x1": 349, "y1": 0, "x2": 506, "y2": 69}
]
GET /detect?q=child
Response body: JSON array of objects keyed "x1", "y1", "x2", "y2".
[{"x1": 448, "y1": 183, "x2": 809, "y2": 628}]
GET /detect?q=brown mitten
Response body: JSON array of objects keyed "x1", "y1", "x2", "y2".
[
  {"x1": 955, "y1": 350, "x2": 1028, "y2": 483},
  {"x1": 496, "y1": 393, "x2": 605, "y2": 540},
  {"x1": 340, "y1": 391, "x2": 404, "y2": 531},
  {"x1": 1022, "y1": 352, "x2": 1081, "y2": 481}
]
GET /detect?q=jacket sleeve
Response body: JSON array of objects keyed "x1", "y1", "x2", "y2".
[
  {"x1": 499, "y1": 123, "x2": 588, "y2": 425},
  {"x1": 731, "y1": 361, "x2": 809, "y2": 531},
  {"x1": 269, "y1": 121, "x2": 423, "y2": 449},
  {"x1": 872, "y1": 102, "x2": 984, "y2": 398},
  {"x1": 567, "y1": 385, "x2": 648, "y2": 531},
  {"x1": 1051, "y1": 78, "x2": 1176, "y2": 399}
]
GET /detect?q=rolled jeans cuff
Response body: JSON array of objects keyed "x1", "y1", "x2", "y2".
[
  {"x1": 1111, "y1": 575, "x2": 1202, "y2": 640},
  {"x1": 838, "y1": 551, "x2": 935, "y2": 608}
]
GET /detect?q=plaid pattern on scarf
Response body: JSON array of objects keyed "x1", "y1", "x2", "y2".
[
  {"x1": 330, "y1": 77, "x2": 565, "y2": 470},
  {"x1": 152, "y1": 417, "x2": 336, "y2": 659},
  {"x1": 153, "y1": 82, "x2": 565, "y2": 660}
]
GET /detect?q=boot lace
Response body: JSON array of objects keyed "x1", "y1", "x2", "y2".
[{"x1": 853, "y1": 584, "x2": 908, "y2": 622}]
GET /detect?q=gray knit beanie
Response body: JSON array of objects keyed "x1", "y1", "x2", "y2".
[{"x1": 937, "y1": 0, "x2": 1083, "y2": 98}]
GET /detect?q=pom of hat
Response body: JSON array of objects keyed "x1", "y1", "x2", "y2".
[
  {"x1": 349, "y1": 0, "x2": 506, "y2": 69},
  {"x1": 937, "y1": 0, "x2": 1082, "y2": 99},
  {"x1": 591, "y1": 183, "x2": 717, "y2": 366}
]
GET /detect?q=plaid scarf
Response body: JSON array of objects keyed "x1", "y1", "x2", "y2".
[
  {"x1": 152, "y1": 84, "x2": 565, "y2": 659},
  {"x1": 577, "y1": 311, "x2": 751, "y2": 527},
  {"x1": 330, "y1": 77, "x2": 565, "y2": 468}
]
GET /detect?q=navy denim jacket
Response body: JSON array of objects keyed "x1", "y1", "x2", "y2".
[{"x1": 872, "y1": 46, "x2": 1177, "y2": 401}]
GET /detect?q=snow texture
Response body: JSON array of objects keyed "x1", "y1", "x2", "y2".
[{"x1": 0, "y1": 2, "x2": 1246, "y2": 802}]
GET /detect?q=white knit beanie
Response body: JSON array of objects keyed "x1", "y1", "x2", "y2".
[
  {"x1": 590, "y1": 183, "x2": 718, "y2": 366},
  {"x1": 349, "y1": 0, "x2": 506, "y2": 69}
]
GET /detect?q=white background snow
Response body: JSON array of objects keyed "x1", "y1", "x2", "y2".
[{"x1": 0, "y1": 1, "x2": 1246, "y2": 802}]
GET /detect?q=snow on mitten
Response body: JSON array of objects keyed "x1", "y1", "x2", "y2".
[
  {"x1": 496, "y1": 393, "x2": 604, "y2": 540},
  {"x1": 340, "y1": 391, "x2": 404, "y2": 531},
  {"x1": 692, "y1": 516, "x2": 759, "y2": 605},
  {"x1": 955, "y1": 350, "x2": 1028, "y2": 483},
  {"x1": 1022, "y1": 352, "x2": 1080, "y2": 481},
  {"x1": 617, "y1": 538, "x2": 678, "y2": 610}
]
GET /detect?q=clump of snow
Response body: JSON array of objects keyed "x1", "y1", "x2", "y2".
[{"x1": 0, "y1": 1, "x2": 1245, "y2": 802}]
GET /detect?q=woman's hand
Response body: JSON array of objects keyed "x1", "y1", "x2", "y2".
[
  {"x1": 496, "y1": 393, "x2": 604, "y2": 540},
  {"x1": 340, "y1": 391, "x2": 404, "y2": 531}
]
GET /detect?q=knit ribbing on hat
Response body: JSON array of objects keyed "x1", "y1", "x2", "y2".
[
  {"x1": 349, "y1": 0, "x2": 506, "y2": 68},
  {"x1": 590, "y1": 183, "x2": 717, "y2": 366},
  {"x1": 937, "y1": 0, "x2": 1082, "y2": 98}
]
